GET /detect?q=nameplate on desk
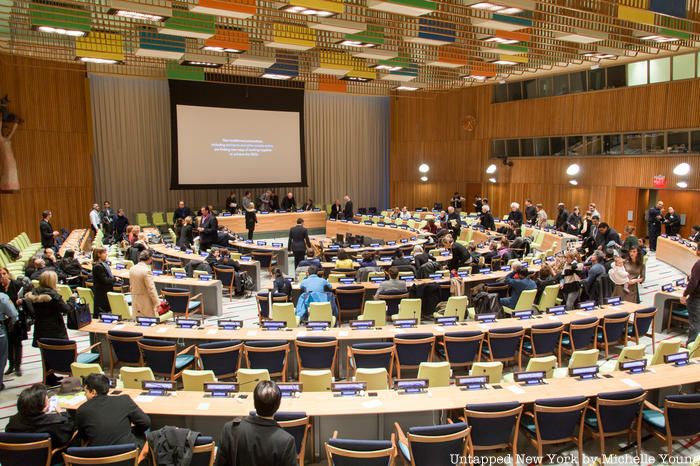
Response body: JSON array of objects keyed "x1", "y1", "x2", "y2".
[
  {"x1": 661, "y1": 234, "x2": 668, "y2": 238},
  {"x1": 256, "y1": 241, "x2": 266, "y2": 246},
  {"x1": 399, "y1": 275, "x2": 415, "y2": 282},
  {"x1": 621, "y1": 359, "x2": 647, "y2": 374},
  {"x1": 370, "y1": 243, "x2": 380, "y2": 247},
  {"x1": 500, "y1": 265, "x2": 511, "y2": 272},
  {"x1": 141, "y1": 380, "x2": 175, "y2": 397},
  {"x1": 100, "y1": 313, "x2": 121, "y2": 324},
  {"x1": 569, "y1": 365, "x2": 599, "y2": 380},
  {"x1": 312, "y1": 208, "x2": 321, "y2": 212},
  {"x1": 296, "y1": 209, "x2": 305, "y2": 213},
  {"x1": 661, "y1": 283, "x2": 674, "y2": 292},
  {"x1": 440, "y1": 251, "x2": 450, "y2": 256},
  {"x1": 352, "y1": 221, "x2": 361, "y2": 224},
  {"x1": 476, "y1": 313, "x2": 497, "y2": 324},
  {"x1": 329, "y1": 218, "x2": 337, "y2": 222},
  {"x1": 606, "y1": 297, "x2": 622, "y2": 306},
  {"x1": 513, "y1": 310, "x2": 533, "y2": 320},
  {"x1": 221, "y1": 212, "x2": 232, "y2": 217},
  {"x1": 204, "y1": 383, "x2": 239, "y2": 397},
  {"x1": 244, "y1": 240, "x2": 254, "y2": 244},
  {"x1": 364, "y1": 221, "x2": 373, "y2": 225},
  {"x1": 457, "y1": 271, "x2": 469, "y2": 278},
  {"x1": 115, "y1": 263, "x2": 126, "y2": 270},
  {"x1": 579, "y1": 300, "x2": 596, "y2": 311},
  {"x1": 389, "y1": 225, "x2": 398, "y2": 229},
  {"x1": 394, "y1": 318, "x2": 417, "y2": 328},
  {"x1": 395, "y1": 379, "x2": 428, "y2": 394},
  {"x1": 400, "y1": 238, "x2": 408, "y2": 243},
  {"x1": 456, "y1": 375, "x2": 487, "y2": 390},
  {"x1": 153, "y1": 270, "x2": 163, "y2": 276},
  {"x1": 240, "y1": 256, "x2": 252, "y2": 261},
  {"x1": 350, "y1": 244, "x2": 361, "y2": 249},
  {"x1": 547, "y1": 305, "x2": 566, "y2": 316},
  {"x1": 176, "y1": 318, "x2": 200, "y2": 329},
  {"x1": 377, "y1": 223, "x2": 385, "y2": 227},
  {"x1": 218, "y1": 320, "x2": 243, "y2": 330},
  {"x1": 533, "y1": 259, "x2": 542, "y2": 265},
  {"x1": 436, "y1": 316, "x2": 458, "y2": 326},
  {"x1": 332, "y1": 382, "x2": 366, "y2": 397},
  {"x1": 328, "y1": 245, "x2": 340, "y2": 250},
  {"x1": 676, "y1": 279, "x2": 687, "y2": 287},
  {"x1": 546, "y1": 256, "x2": 555, "y2": 262},
  {"x1": 173, "y1": 273, "x2": 186, "y2": 279},
  {"x1": 351, "y1": 320, "x2": 374, "y2": 330},
  {"x1": 370, "y1": 277, "x2": 386, "y2": 283},
  {"x1": 271, "y1": 243, "x2": 283, "y2": 248},
  {"x1": 479, "y1": 268, "x2": 491, "y2": 275},
  {"x1": 307, "y1": 321, "x2": 330, "y2": 331},
  {"x1": 260, "y1": 211, "x2": 270, "y2": 215},
  {"x1": 262, "y1": 321, "x2": 286, "y2": 330},
  {"x1": 199, "y1": 252, "x2": 209, "y2": 258},
  {"x1": 339, "y1": 278, "x2": 355, "y2": 284},
  {"x1": 329, "y1": 257, "x2": 338, "y2": 262},
  {"x1": 387, "y1": 241, "x2": 396, "y2": 246},
  {"x1": 136, "y1": 316, "x2": 159, "y2": 327},
  {"x1": 185, "y1": 249, "x2": 194, "y2": 254},
  {"x1": 278, "y1": 383, "x2": 302, "y2": 397},
  {"x1": 665, "y1": 352, "x2": 691, "y2": 367},
  {"x1": 429, "y1": 273, "x2": 444, "y2": 280},
  {"x1": 198, "y1": 274, "x2": 212, "y2": 281},
  {"x1": 557, "y1": 232, "x2": 564, "y2": 237},
  {"x1": 411, "y1": 236, "x2": 417, "y2": 241},
  {"x1": 514, "y1": 370, "x2": 546, "y2": 385}
]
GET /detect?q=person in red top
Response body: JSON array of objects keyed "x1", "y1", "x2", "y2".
[{"x1": 681, "y1": 242, "x2": 700, "y2": 346}]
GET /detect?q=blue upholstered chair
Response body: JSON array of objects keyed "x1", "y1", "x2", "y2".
[
  {"x1": 596, "y1": 312, "x2": 630, "y2": 357},
  {"x1": 137, "y1": 338, "x2": 195, "y2": 381},
  {"x1": 346, "y1": 342, "x2": 395, "y2": 378},
  {"x1": 521, "y1": 396, "x2": 589, "y2": 465},
  {"x1": 195, "y1": 340, "x2": 242, "y2": 380},
  {"x1": 243, "y1": 340, "x2": 290, "y2": 381},
  {"x1": 275, "y1": 412, "x2": 312, "y2": 465},
  {"x1": 482, "y1": 326, "x2": 524, "y2": 370},
  {"x1": 106, "y1": 330, "x2": 143, "y2": 377},
  {"x1": 394, "y1": 422, "x2": 471, "y2": 466},
  {"x1": 439, "y1": 331, "x2": 483, "y2": 372},
  {"x1": 256, "y1": 291, "x2": 287, "y2": 322},
  {"x1": 627, "y1": 307, "x2": 657, "y2": 352},
  {"x1": 394, "y1": 333, "x2": 435, "y2": 379},
  {"x1": 161, "y1": 287, "x2": 203, "y2": 317},
  {"x1": 295, "y1": 336, "x2": 338, "y2": 373},
  {"x1": 38, "y1": 338, "x2": 101, "y2": 384},
  {"x1": 584, "y1": 389, "x2": 646, "y2": 460},
  {"x1": 335, "y1": 285, "x2": 366, "y2": 324},
  {"x1": 213, "y1": 265, "x2": 236, "y2": 301},
  {"x1": 63, "y1": 443, "x2": 138, "y2": 466},
  {"x1": 562, "y1": 317, "x2": 599, "y2": 355},
  {"x1": 523, "y1": 322, "x2": 563, "y2": 364},
  {"x1": 325, "y1": 432, "x2": 396, "y2": 466},
  {"x1": 0, "y1": 432, "x2": 52, "y2": 466},
  {"x1": 464, "y1": 401, "x2": 523, "y2": 461},
  {"x1": 190, "y1": 435, "x2": 215, "y2": 466},
  {"x1": 643, "y1": 393, "x2": 700, "y2": 458},
  {"x1": 376, "y1": 291, "x2": 409, "y2": 317}
]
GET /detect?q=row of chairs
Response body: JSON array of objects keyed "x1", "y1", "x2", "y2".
[
  {"x1": 135, "y1": 212, "x2": 174, "y2": 228},
  {"x1": 1, "y1": 231, "x2": 44, "y2": 278}
]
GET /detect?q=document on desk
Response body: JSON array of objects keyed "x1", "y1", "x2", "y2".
[
  {"x1": 621, "y1": 378, "x2": 641, "y2": 388},
  {"x1": 338, "y1": 331, "x2": 349, "y2": 337},
  {"x1": 206, "y1": 329, "x2": 218, "y2": 335},
  {"x1": 157, "y1": 327, "x2": 169, "y2": 333},
  {"x1": 506, "y1": 385, "x2": 525, "y2": 395},
  {"x1": 362, "y1": 399, "x2": 383, "y2": 409},
  {"x1": 197, "y1": 403, "x2": 210, "y2": 410},
  {"x1": 247, "y1": 331, "x2": 258, "y2": 336},
  {"x1": 135, "y1": 395, "x2": 155, "y2": 403}
]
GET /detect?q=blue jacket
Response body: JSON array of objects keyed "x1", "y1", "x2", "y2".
[
  {"x1": 300, "y1": 274, "x2": 332, "y2": 293},
  {"x1": 0, "y1": 293, "x2": 18, "y2": 338},
  {"x1": 500, "y1": 273, "x2": 536, "y2": 309}
]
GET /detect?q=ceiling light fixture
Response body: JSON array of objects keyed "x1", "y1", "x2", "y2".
[
  {"x1": 482, "y1": 36, "x2": 519, "y2": 45},
  {"x1": 280, "y1": 5, "x2": 337, "y2": 17},
  {"x1": 35, "y1": 26, "x2": 86, "y2": 37},
  {"x1": 261, "y1": 73, "x2": 294, "y2": 80},
  {"x1": 488, "y1": 177, "x2": 497, "y2": 183},
  {"x1": 677, "y1": 181, "x2": 688, "y2": 188},
  {"x1": 566, "y1": 163, "x2": 580, "y2": 176},
  {"x1": 340, "y1": 75, "x2": 372, "y2": 82},
  {"x1": 418, "y1": 163, "x2": 430, "y2": 173},
  {"x1": 78, "y1": 57, "x2": 121, "y2": 64},
  {"x1": 108, "y1": 0, "x2": 172, "y2": 22},
  {"x1": 420, "y1": 176, "x2": 428, "y2": 182},
  {"x1": 486, "y1": 164, "x2": 497, "y2": 174},
  {"x1": 202, "y1": 46, "x2": 242, "y2": 53},
  {"x1": 338, "y1": 39, "x2": 378, "y2": 48},
  {"x1": 467, "y1": 2, "x2": 523, "y2": 14},
  {"x1": 673, "y1": 163, "x2": 691, "y2": 176},
  {"x1": 569, "y1": 179, "x2": 579, "y2": 186},
  {"x1": 492, "y1": 59, "x2": 518, "y2": 65}
]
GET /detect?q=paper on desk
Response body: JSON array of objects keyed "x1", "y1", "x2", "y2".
[
  {"x1": 197, "y1": 403, "x2": 210, "y2": 410},
  {"x1": 621, "y1": 378, "x2": 641, "y2": 388},
  {"x1": 506, "y1": 385, "x2": 525, "y2": 395},
  {"x1": 576, "y1": 312, "x2": 589, "y2": 317},
  {"x1": 477, "y1": 324, "x2": 490, "y2": 331},
  {"x1": 113, "y1": 324, "x2": 126, "y2": 330},
  {"x1": 548, "y1": 316, "x2": 560, "y2": 321},
  {"x1": 296, "y1": 332, "x2": 306, "y2": 337},
  {"x1": 338, "y1": 331, "x2": 349, "y2": 337},
  {"x1": 59, "y1": 394, "x2": 86, "y2": 406},
  {"x1": 206, "y1": 329, "x2": 218, "y2": 335},
  {"x1": 135, "y1": 395, "x2": 155, "y2": 403},
  {"x1": 156, "y1": 327, "x2": 168, "y2": 333},
  {"x1": 362, "y1": 399, "x2": 383, "y2": 409},
  {"x1": 247, "y1": 331, "x2": 258, "y2": 336}
]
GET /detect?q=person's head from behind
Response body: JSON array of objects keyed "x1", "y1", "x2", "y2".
[
  {"x1": 33, "y1": 257, "x2": 45, "y2": 270},
  {"x1": 624, "y1": 225, "x2": 635, "y2": 236},
  {"x1": 63, "y1": 249, "x2": 75, "y2": 260},
  {"x1": 254, "y1": 380, "x2": 281, "y2": 418},
  {"x1": 305, "y1": 248, "x2": 315, "y2": 259},
  {"x1": 273, "y1": 268, "x2": 283, "y2": 280},
  {"x1": 412, "y1": 245, "x2": 423, "y2": 256},
  {"x1": 362, "y1": 251, "x2": 375, "y2": 263},
  {"x1": 538, "y1": 264, "x2": 552, "y2": 279},
  {"x1": 17, "y1": 383, "x2": 50, "y2": 417},
  {"x1": 83, "y1": 373, "x2": 110, "y2": 400},
  {"x1": 139, "y1": 250, "x2": 152, "y2": 264},
  {"x1": 387, "y1": 266, "x2": 399, "y2": 280},
  {"x1": 481, "y1": 205, "x2": 490, "y2": 213},
  {"x1": 394, "y1": 249, "x2": 403, "y2": 259},
  {"x1": 338, "y1": 250, "x2": 350, "y2": 261},
  {"x1": 39, "y1": 271, "x2": 57, "y2": 290},
  {"x1": 42, "y1": 210, "x2": 52, "y2": 221},
  {"x1": 307, "y1": 265, "x2": 318, "y2": 276},
  {"x1": 592, "y1": 251, "x2": 604, "y2": 264},
  {"x1": 447, "y1": 206, "x2": 454, "y2": 214},
  {"x1": 297, "y1": 218, "x2": 304, "y2": 226},
  {"x1": 184, "y1": 216, "x2": 192, "y2": 225}
]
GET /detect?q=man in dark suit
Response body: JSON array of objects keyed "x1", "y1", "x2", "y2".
[
  {"x1": 443, "y1": 235, "x2": 469, "y2": 272},
  {"x1": 174, "y1": 200, "x2": 193, "y2": 224},
  {"x1": 76, "y1": 374, "x2": 150, "y2": 447},
  {"x1": 524, "y1": 199, "x2": 537, "y2": 225},
  {"x1": 647, "y1": 200, "x2": 664, "y2": 252},
  {"x1": 555, "y1": 203, "x2": 569, "y2": 232},
  {"x1": 215, "y1": 380, "x2": 296, "y2": 466},
  {"x1": 197, "y1": 205, "x2": 219, "y2": 251},
  {"x1": 288, "y1": 218, "x2": 311, "y2": 269},
  {"x1": 39, "y1": 210, "x2": 58, "y2": 250},
  {"x1": 342, "y1": 195, "x2": 353, "y2": 220}
]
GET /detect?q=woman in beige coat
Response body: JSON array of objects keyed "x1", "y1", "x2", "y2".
[{"x1": 128, "y1": 250, "x2": 160, "y2": 317}]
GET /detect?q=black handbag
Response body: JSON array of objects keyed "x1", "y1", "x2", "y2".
[{"x1": 67, "y1": 297, "x2": 92, "y2": 330}]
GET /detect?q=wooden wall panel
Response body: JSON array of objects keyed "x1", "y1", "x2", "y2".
[
  {"x1": 0, "y1": 54, "x2": 93, "y2": 242},
  {"x1": 391, "y1": 80, "x2": 700, "y2": 235}
]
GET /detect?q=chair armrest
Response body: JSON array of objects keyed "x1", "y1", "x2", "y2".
[
  {"x1": 79, "y1": 342, "x2": 102, "y2": 354},
  {"x1": 643, "y1": 400, "x2": 663, "y2": 413},
  {"x1": 522, "y1": 411, "x2": 535, "y2": 420},
  {"x1": 331, "y1": 431, "x2": 338, "y2": 439},
  {"x1": 394, "y1": 422, "x2": 408, "y2": 447},
  {"x1": 191, "y1": 293, "x2": 202, "y2": 301},
  {"x1": 177, "y1": 345, "x2": 195, "y2": 356}
]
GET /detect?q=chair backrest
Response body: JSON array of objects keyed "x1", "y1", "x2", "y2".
[
  {"x1": 537, "y1": 285, "x2": 560, "y2": 309},
  {"x1": 120, "y1": 367, "x2": 155, "y2": 389},
  {"x1": 275, "y1": 412, "x2": 311, "y2": 462},
  {"x1": 524, "y1": 355, "x2": 557, "y2": 379},
  {"x1": 394, "y1": 333, "x2": 435, "y2": 369},
  {"x1": 299, "y1": 369, "x2": 333, "y2": 392},
  {"x1": 336, "y1": 286, "x2": 366, "y2": 312},
  {"x1": 213, "y1": 266, "x2": 235, "y2": 286},
  {"x1": 406, "y1": 422, "x2": 470, "y2": 466},
  {"x1": 107, "y1": 330, "x2": 143, "y2": 366},
  {"x1": 326, "y1": 437, "x2": 395, "y2": 466},
  {"x1": 568, "y1": 317, "x2": 599, "y2": 350},
  {"x1": 63, "y1": 444, "x2": 138, "y2": 465},
  {"x1": 362, "y1": 301, "x2": 387, "y2": 326},
  {"x1": 469, "y1": 362, "x2": 503, "y2": 383},
  {"x1": 0, "y1": 432, "x2": 51, "y2": 466},
  {"x1": 138, "y1": 339, "x2": 177, "y2": 377},
  {"x1": 252, "y1": 251, "x2": 274, "y2": 267},
  {"x1": 486, "y1": 327, "x2": 524, "y2": 360},
  {"x1": 513, "y1": 289, "x2": 537, "y2": 311},
  {"x1": 350, "y1": 342, "x2": 395, "y2": 374},
  {"x1": 107, "y1": 292, "x2": 132, "y2": 320},
  {"x1": 396, "y1": 298, "x2": 421, "y2": 320},
  {"x1": 71, "y1": 362, "x2": 103, "y2": 380},
  {"x1": 295, "y1": 336, "x2": 337, "y2": 371},
  {"x1": 631, "y1": 307, "x2": 656, "y2": 338},
  {"x1": 529, "y1": 322, "x2": 564, "y2": 356},
  {"x1": 650, "y1": 338, "x2": 681, "y2": 366},
  {"x1": 57, "y1": 284, "x2": 72, "y2": 302},
  {"x1": 256, "y1": 292, "x2": 287, "y2": 320},
  {"x1": 532, "y1": 396, "x2": 588, "y2": 442},
  {"x1": 688, "y1": 334, "x2": 700, "y2": 359},
  {"x1": 38, "y1": 338, "x2": 77, "y2": 376},
  {"x1": 190, "y1": 436, "x2": 215, "y2": 466},
  {"x1": 443, "y1": 331, "x2": 483, "y2": 367},
  {"x1": 464, "y1": 401, "x2": 523, "y2": 449},
  {"x1": 615, "y1": 345, "x2": 646, "y2": 371},
  {"x1": 377, "y1": 292, "x2": 409, "y2": 316},
  {"x1": 595, "y1": 389, "x2": 646, "y2": 434},
  {"x1": 665, "y1": 394, "x2": 700, "y2": 437},
  {"x1": 244, "y1": 340, "x2": 290, "y2": 378},
  {"x1": 417, "y1": 362, "x2": 450, "y2": 388},
  {"x1": 195, "y1": 340, "x2": 242, "y2": 379},
  {"x1": 309, "y1": 302, "x2": 334, "y2": 324},
  {"x1": 355, "y1": 368, "x2": 390, "y2": 390},
  {"x1": 182, "y1": 370, "x2": 217, "y2": 391},
  {"x1": 77, "y1": 287, "x2": 95, "y2": 314},
  {"x1": 161, "y1": 287, "x2": 192, "y2": 313},
  {"x1": 444, "y1": 296, "x2": 468, "y2": 320},
  {"x1": 568, "y1": 349, "x2": 600, "y2": 369},
  {"x1": 271, "y1": 303, "x2": 298, "y2": 328},
  {"x1": 236, "y1": 369, "x2": 270, "y2": 392}
]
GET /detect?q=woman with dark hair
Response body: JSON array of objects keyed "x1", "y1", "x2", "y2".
[
  {"x1": 335, "y1": 250, "x2": 354, "y2": 269},
  {"x1": 0, "y1": 266, "x2": 27, "y2": 376},
  {"x1": 623, "y1": 245, "x2": 646, "y2": 303},
  {"x1": 225, "y1": 191, "x2": 238, "y2": 214},
  {"x1": 91, "y1": 247, "x2": 118, "y2": 317},
  {"x1": 272, "y1": 268, "x2": 292, "y2": 298},
  {"x1": 330, "y1": 200, "x2": 342, "y2": 220},
  {"x1": 23, "y1": 271, "x2": 69, "y2": 347}
]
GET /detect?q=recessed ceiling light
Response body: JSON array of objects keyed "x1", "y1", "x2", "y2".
[
  {"x1": 463, "y1": 74, "x2": 488, "y2": 81},
  {"x1": 677, "y1": 181, "x2": 688, "y2": 188},
  {"x1": 395, "y1": 85, "x2": 419, "y2": 91},
  {"x1": 673, "y1": 163, "x2": 691, "y2": 176},
  {"x1": 420, "y1": 176, "x2": 428, "y2": 182},
  {"x1": 78, "y1": 57, "x2": 121, "y2": 64},
  {"x1": 280, "y1": 4, "x2": 338, "y2": 17},
  {"x1": 569, "y1": 179, "x2": 578, "y2": 186},
  {"x1": 261, "y1": 73, "x2": 293, "y2": 80},
  {"x1": 566, "y1": 163, "x2": 580, "y2": 176},
  {"x1": 35, "y1": 26, "x2": 86, "y2": 37},
  {"x1": 486, "y1": 164, "x2": 497, "y2": 174},
  {"x1": 492, "y1": 59, "x2": 518, "y2": 65},
  {"x1": 488, "y1": 177, "x2": 497, "y2": 183},
  {"x1": 202, "y1": 46, "x2": 242, "y2": 53},
  {"x1": 418, "y1": 163, "x2": 430, "y2": 173},
  {"x1": 640, "y1": 34, "x2": 679, "y2": 43},
  {"x1": 483, "y1": 36, "x2": 519, "y2": 45}
]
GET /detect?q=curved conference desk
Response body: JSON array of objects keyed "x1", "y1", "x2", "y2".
[
  {"x1": 217, "y1": 211, "x2": 327, "y2": 235},
  {"x1": 656, "y1": 236, "x2": 698, "y2": 276}
]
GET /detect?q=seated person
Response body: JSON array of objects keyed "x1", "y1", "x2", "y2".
[
  {"x1": 334, "y1": 250, "x2": 354, "y2": 269},
  {"x1": 399, "y1": 206, "x2": 411, "y2": 221},
  {"x1": 481, "y1": 243, "x2": 499, "y2": 265},
  {"x1": 6, "y1": 383, "x2": 75, "y2": 458},
  {"x1": 272, "y1": 268, "x2": 292, "y2": 298},
  {"x1": 299, "y1": 266, "x2": 332, "y2": 294},
  {"x1": 215, "y1": 381, "x2": 296, "y2": 466},
  {"x1": 412, "y1": 245, "x2": 433, "y2": 270},
  {"x1": 442, "y1": 235, "x2": 469, "y2": 272},
  {"x1": 76, "y1": 373, "x2": 150, "y2": 447},
  {"x1": 374, "y1": 266, "x2": 408, "y2": 299},
  {"x1": 467, "y1": 243, "x2": 481, "y2": 264},
  {"x1": 296, "y1": 266, "x2": 334, "y2": 319},
  {"x1": 499, "y1": 263, "x2": 536, "y2": 309},
  {"x1": 422, "y1": 218, "x2": 438, "y2": 234},
  {"x1": 57, "y1": 249, "x2": 82, "y2": 281},
  {"x1": 42, "y1": 248, "x2": 57, "y2": 267},
  {"x1": 496, "y1": 237, "x2": 511, "y2": 258},
  {"x1": 358, "y1": 251, "x2": 377, "y2": 268},
  {"x1": 690, "y1": 224, "x2": 700, "y2": 242},
  {"x1": 391, "y1": 249, "x2": 411, "y2": 267},
  {"x1": 297, "y1": 248, "x2": 321, "y2": 269}
]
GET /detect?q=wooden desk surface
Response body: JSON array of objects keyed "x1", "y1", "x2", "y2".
[
  {"x1": 59, "y1": 229, "x2": 89, "y2": 255},
  {"x1": 656, "y1": 236, "x2": 698, "y2": 276},
  {"x1": 326, "y1": 220, "x2": 420, "y2": 243},
  {"x1": 59, "y1": 359, "x2": 700, "y2": 417},
  {"x1": 217, "y1": 211, "x2": 327, "y2": 234},
  {"x1": 82, "y1": 262, "x2": 222, "y2": 288},
  {"x1": 83, "y1": 302, "x2": 644, "y2": 342}
]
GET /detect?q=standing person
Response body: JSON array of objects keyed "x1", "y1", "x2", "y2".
[
  {"x1": 129, "y1": 250, "x2": 160, "y2": 317},
  {"x1": 301, "y1": 198, "x2": 314, "y2": 211},
  {"x1": 664, "y1": 206, "x2": 681, "y2": 237},
  {"x1": 647, "y1": 200, "x2": 664, "y2": 252},
  {"x1": 259, "y1": 190, "x2": 272, "y2": 211},
  {"x1": 0, "y1": 292, "x2": 17, "y2": 390},
  {"x1": 242, "y1": 192, "x2": 252, "y2": 213},
  {"x1": 92, "y1": 247, "x2": 118, "y2": 317},
  {"x1": 566, "y1": 206, "x2": 582, "y2": 235},
  {"x1": 215, "y1": 381, "x2": 296, "y2": 466},
  {"x1": 39, "y1": 210, "x2": 59, "y2": 250},
  {"x1": 473, "y1": 196, "x2": 482, "y2": 215},
  {"x1": 524, "y1": 199, "x2": 536, "y2": 225},
  {"x1": 623, "y1": 245, "x2": 645, "y2": 303},
  {"x1": 447, "y1": 206, "x2": 462, "y2": 237},
  {"x1": 114, "y1": 209, "x2": 129, "y2": 242},
  {"x1": 535, "y1": 204, "x2": 548, "y2": 228},
  {"x1": 281, "y1": 192, "x2": 296, "y2": 212},
  {"x1": 225, "y1": 191, "x2": 238, "y2": 215},
  {"x1": 442, "y1": 235, "x2": 469, "y2": 273},
  {"x1": 507, "y1": 202, "x2": 523, "y2": 227},
  {"x1": 177, "y1": 216, "x2": 194, "y2": 251},
  {"x1": 555, "y1": 203, "x2": 569, "y2": 232},
  {"x1": 1, "y1": 267, "x2": 26, "y2": 376},
  {"x1": 174, "y1": 200, "x2": 193, "y2": 224},
  {"x1": 270, "y1": 191, "x2": 280, "y2": 211},
  {"x1": 288, "y1": 218, "x2": 311, "y2": 269},
  {"x1": 622, "y1": 225, "x2": 639, "y2": 252},
  {"x1": 450, "y1": 192, "x2": 464, "y2": 212},
  {"x1": 478, "y1": 205, "x2": 495, "y2": 231},
  {"x1": 330, "y1": 200, "x2": 341, "y2": 220},
  {"x1": 681, "y1": 242, "x2": 700, "y2": 345},
  {"x1": 89, "y1": 203, "x2": 101, "y2": 234},
  {"x1": 342, "y1": 195, "x2": 353, "y2": 219},
  {"x1": 101, "y1": 201, "x2": 115, "y2": 242},
  {"x1": 23, "y1": 271, "x2": 69, "y2": 348},
  {"x1": 560, "y1": 251, "x2": 583, "y2": 309},
  {"x1": 197, "y1": 205, "x2": 218, "y2": 252},
  {"x1": 245, "y1": 202, "x2": 258, "y2": 241}
]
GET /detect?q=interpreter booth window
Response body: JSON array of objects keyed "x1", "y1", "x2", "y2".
[
  {"x1": 643, "y1": 133, "x2": 665, "y2": 154},
  {"x1": 492, "y1": 140, "x2": 507, "y2": 158},
  {"x1": 551, "y1": 137, "x2": 566, "y2": 156},
  {"x1": 569, "y1": 71, "x2": 587, "y2": 93},
  {"x1": 606, "y1": 65, "x2": 626, "y2": 88},
  {"x1": 538, "y1": 77, "x2": 553, "y2": 98},
  {"x1": 553, "y1": 74, "x2": 569, "y2": 96},
  {"x1": 672, "y1": 54, "x2": 695, "y2": 81},
  {"x1": 691, "y1": 131, "x2": 700, "y2": 153},
  {"x1": 588, "y1": 68, "x2": 605, "y2": 90},
  {"x1": 566, "y1": 136, "x2": 584, "y2": 156},
  {"x1": 586, "y1": 135, "x2": 603, "y2": 155},
  {"x1": 626, "y1": 61, "x2": 648, "y2": 87},
  {"x1": 508, "y1": 82, "x2": 523, "y2": 101},
  {"x1": 505, "y1": 139, "x2": 521, "y2": 157},
  {"x1": 603, "y1": 134, "x2": 622, "y2": 155},
  {"x1": 494, "y1": 84, "x2": 508, "y2": 103},
  {"x1": 520, "y1": 139, "x2": 535, "y2": 157},
  {"x1": 667, "y1": 132, "x2": 689, "y2": 153},
  {"x1": 649, "y1": 57, "x2": 670, "y2": 84},
  {"x1": 623, "y1": 133, "x2": 643, "y2": 155},
  {"x1": 523, "y1": 79, "x2": 537, "y2": 99}
]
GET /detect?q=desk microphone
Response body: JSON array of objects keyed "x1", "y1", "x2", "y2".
[{"x1": 238, "y1": 378, "x2": 260, "y2": 388}]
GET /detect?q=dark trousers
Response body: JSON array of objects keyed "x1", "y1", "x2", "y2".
[
  {"x1": 292, "y1": 250, "x2": 305, "y2": 269},
  {"x1": 247, "y1": 228, "x2": 254, "y2": 240},
  {"x1": 7, "y1": 329, "x2": 22, "y2": 371},
  {"x1": 688, "y1": 297, "x2": 700, "y2": 346},
  {"x1": 648, "y1": 224, "x2": 660, "y2": 251},
  {"x1": 0, "y1": 334, "x2": 7, "y2": 386}
]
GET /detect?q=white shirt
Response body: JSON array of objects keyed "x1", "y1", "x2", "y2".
[{"x1": 89, "y1": 209, "x2": 101, "y2": 230}]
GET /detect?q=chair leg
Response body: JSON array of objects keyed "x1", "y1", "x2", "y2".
[{"x1": 599, "y1": 437, "x2": 606, "y2": 465}]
